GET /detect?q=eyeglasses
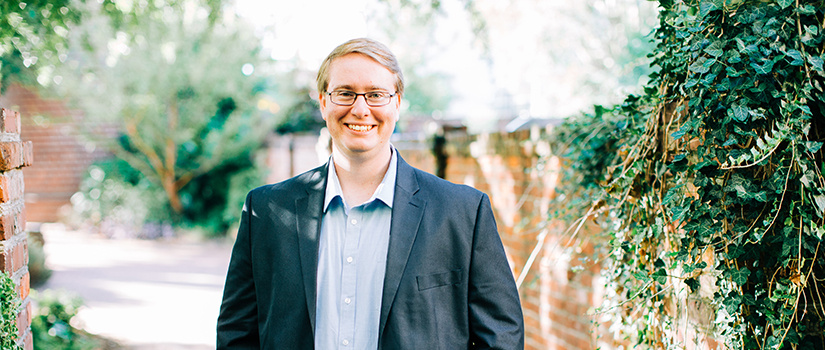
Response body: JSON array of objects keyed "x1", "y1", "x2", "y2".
[{"x1": 326, "y1": 90, "x2": 397, "y2": 107}]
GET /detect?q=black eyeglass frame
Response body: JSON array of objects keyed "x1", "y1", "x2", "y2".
[{"x1": 325, "y1": 90, "x2": 398, "y2": 107}]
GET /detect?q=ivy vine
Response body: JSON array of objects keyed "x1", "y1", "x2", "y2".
[
  {"x1": 1, "y1": 271, "x2": 21, "y2": 350},
  {"x1": 549, "y1": 0, "x2": 824, "y2": 348}
]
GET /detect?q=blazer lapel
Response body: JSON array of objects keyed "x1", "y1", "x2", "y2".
[
  {"x1": 295, "y1": 164, "x2": 328, "y2": 334},
  {"x1": 379, "y1": 156, "x2": 425, "y2": 338}
]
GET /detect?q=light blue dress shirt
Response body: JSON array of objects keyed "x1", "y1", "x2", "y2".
[{"x1": 315, "y1": 149, "x2": 397, "y2": 350}]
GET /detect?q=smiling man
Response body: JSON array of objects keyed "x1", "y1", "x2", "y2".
[{"x1": 217, "y1": 38, "x2": 524, "y2": 350}]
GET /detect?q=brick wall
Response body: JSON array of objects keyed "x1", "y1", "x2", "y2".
[
  {"x1": 0, "y1": 84, "x2": 112, "y2": 223},
  {"x1": 0, "y1": 108, "x2": 34, "y2": 350}
]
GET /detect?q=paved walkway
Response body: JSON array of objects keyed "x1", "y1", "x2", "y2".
[{"x1": 40, "y1": 223, "x2": 233, "y2": 349}]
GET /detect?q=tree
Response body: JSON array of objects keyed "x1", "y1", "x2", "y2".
[
  {"x1": 0, "y1": 0, "x2": 224, "y2": 89},
  {"x1": 0, "y1": 0, "x2": 76, "y2": 89},
  {"x1": 56, "y1": 0, "x2": 272, "y2": 219}
]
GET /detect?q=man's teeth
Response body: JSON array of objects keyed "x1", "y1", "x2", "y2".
[{"x1": 348, "y1": 125, "x2": 372, "y2": 132}]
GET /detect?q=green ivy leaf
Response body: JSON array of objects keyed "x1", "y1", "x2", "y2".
[
  {"x1": 723, "y1": 135, "x2": 738, "y2": 147},
  {"x1": 672, "y1": 124, "x2": 689, "y2": 139},
  {"x1": 805, "y1": 141, "x2": 823, "y2": 154},
  {"x1": 777, "y1": 0, "x2": 793, "y2": 9},
  {"x1": 704, "y1": 41, "x2": 725, "y2": 58},
  {"x1": 813, "y1": 195, "x2": 825, "y2": 217},
  {"x1": 785, "y1": 49, "x2": 804, "y2": 66},
  {"x1": 797, "y1": 4, "x2": 817, "y2": 15},
  {"x1": 810, "y1": 55, "x2": 824, "y2": 72},
  {"x1": 728, "y1": 266, "x2": 751, "y2": 285},
  {"x1": 690, "y1": 57, "x2": 715, "y2": 74},
  {"x1": 753, "y1": 191, "x2": 768, "y2": 202},
  {"x1": 728, "y1": 103, "x2": 750, "y2": 122},
  {"x1": 685, "y1": 277, "x2": 700, "y2": 292},
  {"x1": 813, "y1": 222, "x2": 825, "y2": 240},
  {"x1": 698, "y1": 1, "x2": 719, "y2": 18},
  {"x1": 750, "y1": 59, "x2": 775, "y2": 75},
  {"x1": 652, "y1": 268, "x2": 668, "y2": 284},
  {"x1": 671, "y1": 205, "x2": 688, "y2": 224}
]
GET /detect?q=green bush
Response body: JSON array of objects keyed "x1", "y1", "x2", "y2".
[
  {"x1": 31, "y1": 290, "x2": 103, "y2": 350},
  {"x1": 69, "y1": 159, "x2": 172, "y2": 239},
  {"x1": 70, "y1": 154, "x2": 264, "y2": 238},
  {"x1": 0, "y1": 271, "x2": 21, "y2": 350}
]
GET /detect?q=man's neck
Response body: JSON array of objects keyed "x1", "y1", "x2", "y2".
[{"x1": 331, "y1": 146, "x2": 393, "y2": 207}]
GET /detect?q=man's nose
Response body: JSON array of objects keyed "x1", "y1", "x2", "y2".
[{"x1": 350, "y1": 95, "x2": 371, "y2": 116}]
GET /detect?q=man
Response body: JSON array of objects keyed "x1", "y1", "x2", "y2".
[{"x1": 217, "y1": 38, "x2": 524, "y2": 349}]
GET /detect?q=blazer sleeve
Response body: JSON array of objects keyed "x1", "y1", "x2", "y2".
[
  {"x1": 468, "y1": 193, "x2": 525, "y2": 349},
  {"x1": 217, "y1": 192, "x2": 260, "y2": 349}
]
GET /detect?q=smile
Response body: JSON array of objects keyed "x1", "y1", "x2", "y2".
[{"x1": 347, "y1": 124, "x2": 374, "y2": 132}]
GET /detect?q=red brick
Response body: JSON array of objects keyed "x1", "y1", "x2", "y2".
[
  {"x1": 0, "y1": 171, "x2": 25, "y2": 203},
  {"x1": 0, "y1": 213, "x2": 14, "y2": 240},
  {"x1": 0, "y1": 141, "x2": 23, "y2": 171},
  {"x1": 18, "y1": 271, "x2": 29, "y2": 300},
  {"x1": 10, "y1": 241, "x2": 28, "y2": 273},
  {"x1": 0, "y1": 241, "x2": 28, "y2": 273},
  {"x1": 16, "y1": 301, "x2": 31, "y2": 341},
  {"x1": 0, "y1": 248, "x2": 7, "y2": 273},
  {"x1": 22, "y1": 141, "x2": 33, "y2": 167},
  {"x1": 0, "y1": 108, "x2": 21, "y2": 134}
]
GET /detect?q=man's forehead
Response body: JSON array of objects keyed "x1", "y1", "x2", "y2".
[{"x1": 327, "y1": 55, "x2": 396, "y2": 89}]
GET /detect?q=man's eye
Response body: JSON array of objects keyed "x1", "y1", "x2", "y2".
[
  {"x1": 336, "y1": 91, "x2": 355, "y2": 98},
  {"x1": 367, "y1": 92, "x2": 386, "y2": 99}
]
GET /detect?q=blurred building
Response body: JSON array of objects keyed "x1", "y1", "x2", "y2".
[{"x1": 0, "y1": 84, "x2": 113, "y2": 223}]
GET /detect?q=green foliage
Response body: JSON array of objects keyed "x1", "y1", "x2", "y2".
[
  {"x1": 549, "y1": 0, "x2": 825, "y2": 348},
  {"x1": 275, "y1": 88, "x2": 325, "y2": 134},
  {"x1": 0, "y1": 271, "x2": 21, "y2": 350},
  {"x1": 31, "y1": 290, "x2": 104, "y2": 350}
]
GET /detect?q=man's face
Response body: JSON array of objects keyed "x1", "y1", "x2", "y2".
[{"x1": 319, "y1": 53, "x2": 400, "y2": 161}]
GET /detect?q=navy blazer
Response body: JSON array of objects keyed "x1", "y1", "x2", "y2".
[{"x1": 217, "y1": 155, "x2": 524, "y2": 349}]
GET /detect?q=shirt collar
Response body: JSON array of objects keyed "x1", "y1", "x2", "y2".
[{"x1": 324, "y1": 145, "x2": 397, "y2": 212}]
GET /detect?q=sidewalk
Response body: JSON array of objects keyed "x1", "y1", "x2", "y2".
[{"x1": 39, "y1": 223, "x2": 233, "y2": 349}]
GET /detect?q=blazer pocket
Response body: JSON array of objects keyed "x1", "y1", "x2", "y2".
[{"x1": 416, "y1": 269, "x2": 463, "y2": 291}]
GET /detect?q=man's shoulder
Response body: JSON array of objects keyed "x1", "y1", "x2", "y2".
[{"x1": 407, "y1": 164, "x2": 485, "y2": 201}]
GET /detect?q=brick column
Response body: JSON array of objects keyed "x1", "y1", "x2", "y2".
[{"x1": 0, "y1": 108, "x2": 34, "y2": 350}]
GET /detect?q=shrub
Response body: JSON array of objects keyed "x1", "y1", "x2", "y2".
[
  {"x1": 0, "y1": 271, "x2": 21, "y2": 349},
  {"x1": 69, "y1": 152, "x2": 264, "y2": 239},
  {"x1": 31, "y1": 290, "x2": 103, "y2": 350}
]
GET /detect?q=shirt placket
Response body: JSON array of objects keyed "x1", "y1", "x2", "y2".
[{"x1": 339, "y1": 208, "x2": 361, "y2": 348}]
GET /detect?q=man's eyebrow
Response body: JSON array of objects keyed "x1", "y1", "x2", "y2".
[{"x1": 329, "y1": 84, "x2": 391, "y2": 91}]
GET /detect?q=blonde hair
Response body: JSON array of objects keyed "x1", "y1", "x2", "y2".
[{"x1": 316, "y1": 38, "x2": 405, "y2": 97}]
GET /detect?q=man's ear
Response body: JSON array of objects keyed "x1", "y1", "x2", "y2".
[
  {"x1": 318, "y1": 92, "x2": 327, "y2": 120},
  {"x1": 394, "y1": 95, "x2": 402, "y2": 121}
]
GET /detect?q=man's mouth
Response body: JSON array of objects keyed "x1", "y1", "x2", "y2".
[{"x1": 347, "y1": 124, "x2": 374, "y2": 132}]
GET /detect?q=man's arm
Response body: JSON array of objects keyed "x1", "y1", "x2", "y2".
[
  {"x1": 217, "y1": 193, "x2": 260, "y2": 349},
  {"x1": 468, "y1": 193, "x2": 525, "y2": 349}
]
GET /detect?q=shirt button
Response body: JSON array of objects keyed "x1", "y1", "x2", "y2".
[
  {"x1": 350, "y1": 219, "x2": 357, "y2": 225},
  {"x1": 342, "y1": 339, "x2": 349, "y2": 346},
  {"x1": 346, "y1": 256, "x2": 353, "y2": 263},
  {"x1": 344, "y1": 297, "x2": 351, "y2": 304}
]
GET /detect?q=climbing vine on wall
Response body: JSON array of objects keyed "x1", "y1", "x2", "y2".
[{"x1": 549, "y1": 0, "x2": 824, "y2": 348}]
